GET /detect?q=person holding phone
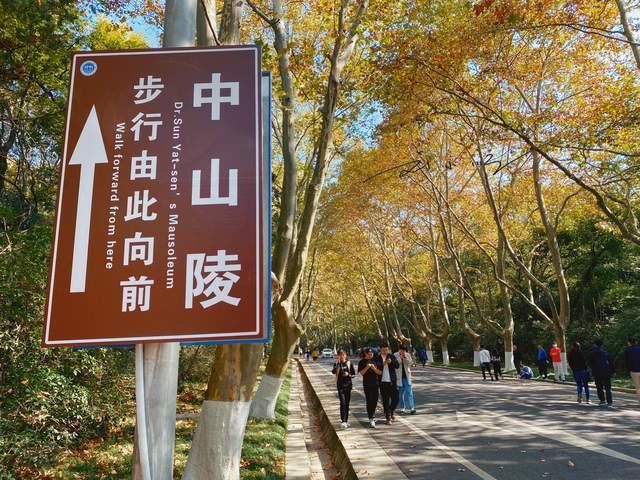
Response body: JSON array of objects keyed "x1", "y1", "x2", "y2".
[
  {"x1": 358, "y1": 347, "x2": 381, "y2": 428},
  {"x1": 332, "y1": 349, "x2": 356, "y2": 428},
  {"x1": 375, "y1": 342, "x2": 400, "y2": 425},
  {"x1": 395, "y1": 345, "x2": 416, "y2": 415}
]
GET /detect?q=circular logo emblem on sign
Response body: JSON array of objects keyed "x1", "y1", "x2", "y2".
[{"x1": 80, "y1": 60, "x2": 97, "y2": 77}]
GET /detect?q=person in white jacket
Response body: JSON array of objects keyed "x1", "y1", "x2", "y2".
[
  {"x1": 479, "y1": 346, "x2": 494, "y2": 381},
  {"x1": 395, "y1": 345, "x2": 416, "y2": 414}
]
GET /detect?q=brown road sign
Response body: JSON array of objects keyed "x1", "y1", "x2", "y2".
[{"x1": 43, "y1": 46, "x2": 269, "y2": 347}]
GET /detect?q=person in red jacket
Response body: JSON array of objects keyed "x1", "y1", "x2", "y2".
[{"x1": 549, "y1": 342, "x2": 566, "y2": 382}]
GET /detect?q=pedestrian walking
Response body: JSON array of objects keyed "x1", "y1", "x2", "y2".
[
  {"x1": 418, "y1": 349, "x2": 428, "y2": 367},
  {"x1": 536, "y1": 345, "x2": 549, "y2": 379},
  {"x1": 550, "y1": 342, "x2": 565, "y2": 382},
  {"x1": 375, "y1": 342, "x2": 400, "y2": 425},
  {"x1": 491, "y1": 344, "x2": 504, "y2": 380},
  {"x1": 358, "y1": 347, "x2": 381, "y2": 428},
  {"x1": 589, "y1": 339, "x2": 615, "y2": 407},
  {"x1": 567, "y1": 342, "x2": 590, "y2": 404},
  {"x1": 624, "y1": 337, "x2": 640, "y2": 400},
  {"x1": 332, "y1": 349, "x2": 356, "y2": 428},
  {"x1": 479, "y1": 346, "x2": 494, "y2": 381},
  {"x1": 395, "y1": 345, "x2": 416, "y2": 415},
  {"x1": 513, "y1": 344, "x2": 522, "y2": 376}
]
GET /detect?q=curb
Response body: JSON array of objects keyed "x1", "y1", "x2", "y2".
[
  {"x1": 285, "y1": 362, "x2": 312, "y2": 480},
  {"x1": 295, "y1": 359, "x2": 358, "y2": 480},
  {"x1": 425, "y1": 364, "x2": 638, "y2": 395}
]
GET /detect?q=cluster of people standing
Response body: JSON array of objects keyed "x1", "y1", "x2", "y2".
[
  {"x1": 482, "y1": 337, "x2": 640, "y2": 407},
  {"x1": 331, "y1": 343, "x2": 415, "y2": 429}
]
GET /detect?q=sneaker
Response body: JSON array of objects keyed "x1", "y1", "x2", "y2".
[
  {"x1": 369, "y1": 419, "x2": 376, "y2": 428},
  {"x1": 341, "y1": 422, "x2": 348, "y2": 429},
  {"x1": 398, "y1": 409, "x2": 406, "y2": 415},
  {"x1": 385, "y1": 418, "x2": 392, "y2": 425},
  {"x1": 410, "y1": 409, "x2": 417, "y2": 415},
  {"x1": 599, "y1": 401, "x2": 606, "y2": 407},
  {"x1": 391, "y1": 415, "x2": 396, "y2": 421},
  {"x1": 607, "y1": 403, "x2": 613, "y2": 408},
  {"x1": 586, "y1": 399, "x2": 590, "y2": 404},
  {"x1": 577, "y1": 394, "x2": 582, "y2": 404}
]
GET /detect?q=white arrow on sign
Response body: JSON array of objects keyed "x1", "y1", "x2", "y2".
[{"x1": 69, "y1": 105, "x2": 108, "y2": 293}]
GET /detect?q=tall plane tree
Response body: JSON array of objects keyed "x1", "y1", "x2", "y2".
[{"x1": 247, "y1": 0, "x2": 370, "y2": 419}]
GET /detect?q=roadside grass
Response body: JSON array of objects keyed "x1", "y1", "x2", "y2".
[
  {"x1": 46, "y1": 366, "x2": 292, "y2": 479},
  {"x1": 428, "y1": 360, "x2": 634, "y2": 389}
]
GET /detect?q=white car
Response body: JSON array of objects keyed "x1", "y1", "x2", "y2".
[{"x1": 321, "y1": 348, "x2": 334, "y2": 359}]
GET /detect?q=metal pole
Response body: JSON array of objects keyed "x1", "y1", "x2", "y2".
[
  {"x1": 133, "y1": 2, "x2": 197, "y2": 479},
  {"x1": 164, "y1": 0, "x2": 198, "y2": 47},
  {"x1": 135, "y1": 345, "x2": 151, "y2": 480}
]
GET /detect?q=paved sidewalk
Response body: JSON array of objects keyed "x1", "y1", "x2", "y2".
[
  {"x1": 286, "y1": 365, "x2": 312, "y2": 480},
  {"x1": 299, "y1": 359, "x2": 409, "y2": 480}
]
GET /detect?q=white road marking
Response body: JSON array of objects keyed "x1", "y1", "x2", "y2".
[
  {"x1": 456, "y1": 410, "x2": 640, "y2": 465},
  {"x1": 397, "y1": 416, "x2": 498, "y2": 480}
]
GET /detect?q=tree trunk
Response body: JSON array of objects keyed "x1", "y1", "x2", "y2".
[
  {"x1": 533, "y1": 153, "x2": 571, "y2": 375},
  {"x1": 471, "y1": 336, "x2": 481, "y2": 367},
  {"x1": 440, "y1": 338, "x2": 450, "y2": 366},
  {"x1": 196, "y1": 0, "x2": 217, "y2": 46},
  {"x1": 183, "y1": 3, "x2": 266, "y2": 478},
  {"x1": 503, "y1": 330, "x2": 515, "y2": 371},
  {"x1": 429, "y1": 230, "x2": 450, "y2": 364},
  {"x1": 497, "y1": 235, "x2": 515, "y2": 371},
  {"x1": 250, "y1": 301, "x2": 301, "y2": 419},
  {"x1": 248, "y1": 0, "x2": 369, "y2": 419},
  {"x1": 615, "y1": 0, "x2": 640, "y2": 71},
  {"x1": 183, "y1": 344, "x2": 263, "y2": 479},
  {"x1": 425, "y1": 337, "x2": 434, "y2": 364}
]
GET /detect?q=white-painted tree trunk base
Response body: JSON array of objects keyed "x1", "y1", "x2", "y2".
[
  {"x1": 473, "y1": 350, "x2": 480, "y2": 367},
  {"x1": 561, "y1": 352, "x2": 569, "y2": 376},
  {"x1": 183, "y1": 400, "x2": 251, "y2": 480},
  {"x1": 504, "y1": 351, "x2": 515, "y2": 371},
  {"x1": 442, "y1": 349, "x2": 450, "y2": 365},
  {"x1": 426, "y1": 350, "x2": 434, "y2": 364},
  {"x1": 249, "y1": 373, "x2": 284, "y2": 420}
]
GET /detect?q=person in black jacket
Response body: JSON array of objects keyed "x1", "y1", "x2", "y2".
[
  {"x1": 375, "y1": 342, "x2": 400, "y2": 425},
  {"x1": 567, "y1": 342, "x2": 590, "y2": 404},
  {"x1": 332, "y1": 349, "x2": 356, "y2": 428},
  {"x1": 491, "y1": 344, "x2": 504, "y2": 380},
  {"x1": 589, "y1": 339, "x2": 614, "y2": 407},
  {"x1": 358, "y1": 347, "x2": 381, "y2": 428},
  {"x1": 513, "y1": 344, "x2": 523, "y2": 376}
]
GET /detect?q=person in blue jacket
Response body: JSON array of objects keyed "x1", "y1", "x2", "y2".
[
  {"x1": 589, "y1": 339, "x2": 615, "y2": 407},
  {"x1": 567, "y1": 342, "x2": 590, "y2": 404},
  {"x1": 536, "y1": 345, "x2": 549, "y2": 379}
]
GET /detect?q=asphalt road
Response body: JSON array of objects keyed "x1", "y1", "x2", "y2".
[{"x1": 309, "y1": 359, "x2": 640, "y2": 480}]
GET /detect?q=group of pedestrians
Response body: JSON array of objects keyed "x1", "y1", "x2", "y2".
[
  {"x1": 478, "y1": 345, "x2": 504, "y2": 381},
  {"x1": 535, "y1": 342, "x2": 565, "y2": 381},
  {"x1": 480, "y1": 337, "x2": 640, "y2": 408},
  {"x1": 331, "y1": 343, "x2": 416, "y2": 429}
]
